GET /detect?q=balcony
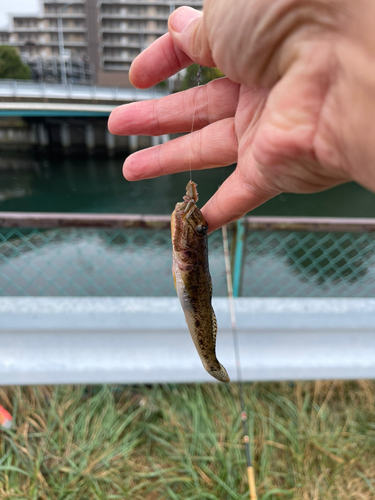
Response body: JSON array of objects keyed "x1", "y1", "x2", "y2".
[
  {"x1": 173, "y1": 0, "x2": 203, "y2": 4},
  {"x1": 43, "y1": 26, "x2": 87, "y2": 32},
  {"x1": 101, "y1": 54, "x2": 137, "y2": 63},
  {"x1": 98, "y1": 13, "x2": 169, "y2": 20},
  {"x1": 101, "y1": 41, "x2": 140, "y2": 48},
  {"x1": 43, "y1": 0, "x2": 84, "y2": 3},
  {"x1": 102, "y1": 63, "x2": 131, "y2": 71},
  {"x1": 100, "y1": 26, "x2": 166, "y2": 35},
  {"x1": 13, "y1": 27, "x2": 40, "y2": 32},
  {"x1": 8, "y1": 40, "x2": 40, "y2": 47},
  {"x1": 100, "y1": 26, "x2": 141, "y2": 33},
  {"x1": 139, "y1": 27, "x2": 167, "y2": 35},
  {"x1": 98, "y1": 0, "x2": 202, "y2": 5},
  {"x1": 34, "y1": 40, "x2": 87, "y2": 48},
  {"x1": 43, "y1": 13, "x2": 86, "y2": 18}
]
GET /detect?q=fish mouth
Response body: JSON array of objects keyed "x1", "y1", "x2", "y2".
[
  {"x1": 171, "y1": 204, "x2": 185, "y2": 252},
  {"x1": 171, "y1": 181, "x2": 201, "y2": 251},
  {"x1": 171, "y1": 201, "x2": 199, "y2": 252}
]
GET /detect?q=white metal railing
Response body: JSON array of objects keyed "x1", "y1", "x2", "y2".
[
  {"x1": 101, "y1": 41, "x2": 140, "y2": 48},
  {"x1": 0, "y1": 80, "x2": 167, "y2": 102},
  {"x1": 1, "y1": 297, "x2": 374, "y2": 384},
  {"x1": 43, "y1": 13, "x2": 85, "y2": 18},
  {"x1": 101, "y1": 55, "x2": 135, "y2": 63},
  {"x1": 99, "y1": 26, "x2": 166, "y2": 34},
  {"x1": 98, "y1": 0, "x2": 202, "y2": 4}
]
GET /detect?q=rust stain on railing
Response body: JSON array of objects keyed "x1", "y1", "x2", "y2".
[
  {"x1": 244, "y1": 216, "x2": 375, "y2": 233},
  {"x1": 0, "y1": 212, "x2": 375, "y2": 232},
  {"x1": 0, "y1": 212, "x2": 171, "y2": 229}
]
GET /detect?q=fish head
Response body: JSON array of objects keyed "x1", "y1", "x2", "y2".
[{"x1": 171, "y1": 182, "x2": 208, "y2": 252}]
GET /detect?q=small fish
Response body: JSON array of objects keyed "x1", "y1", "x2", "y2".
[{"x1": 171, "y1": 181, "x2": 230, "y2": 383}]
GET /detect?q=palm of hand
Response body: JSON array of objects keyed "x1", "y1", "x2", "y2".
[{"x1": 236, "y1": 76, "x2": 349, "y2": 201}]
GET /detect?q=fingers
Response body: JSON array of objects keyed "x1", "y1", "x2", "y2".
[
  {"x1": 108, "y1": 78, "x2": 240, "y2": 136},
  {"x1": 201, "y1": 158, "x2": 279, "y2": 233},
  {"x1": 129, "y1": 33, "x2": 193, "y2": 89},
  {"x1": 168, "y1": 7, "x2": 215, "y2": 67},
  {"x1": 123, "y1": 118, "x2": 238, "y2": 181},
  {"x1": 129, "y1": 7, "x2": 215, "y2": 89}
]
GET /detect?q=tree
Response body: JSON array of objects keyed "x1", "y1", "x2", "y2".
[
  {"x1": 180, "y1": 64, "x2": 223, "y2": 91},
  {"x1": 0, "y1": 46, "x2": 31, "y2": 80}
]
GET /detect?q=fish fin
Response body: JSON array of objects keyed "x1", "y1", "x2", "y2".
[
  {"x1": 210, "y1": 278, "x2": 217, "y2": 346},
  {"x1": 172, "y1": 267, "x2": 178, "y2": 292},
  {"x1": 180, "y1": 272, "x2": 196, "y2": 299},
  {"x1": 212, "y1": 306, "x2": 217, "y2": 347}
]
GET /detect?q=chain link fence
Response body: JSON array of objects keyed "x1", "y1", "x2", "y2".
[
  {"x1": 1, "y1": 214, "x2": 375, "y2": 297},
  {"x1": 241, "y1": 229, "x2": 375, "y2": 297},
  {"x1": 0, "y1": 222, "x2": 227, "y2": 296}
]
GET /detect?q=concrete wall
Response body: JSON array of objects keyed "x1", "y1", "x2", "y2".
[{"x1": 0, "y1": 117, "x2": 151, "y2": 156}]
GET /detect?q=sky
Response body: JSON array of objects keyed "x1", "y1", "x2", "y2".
[{"x1": 0, "y1": 1, "x2": 39, "y2": 29}]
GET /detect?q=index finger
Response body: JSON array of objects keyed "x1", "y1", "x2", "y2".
[
  {"x1": 130, "y1": 6, "x2": 215, "y2": 89},
  {"x1": 108, "y1": 78, "x2": 240, "y2": 136},
  {"x1": 130, "y1": 33, "x2": 193, "y2": 89}
]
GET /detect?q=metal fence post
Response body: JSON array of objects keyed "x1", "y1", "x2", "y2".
[{"x1": 232, "y1": 218, "x2": 246, "y2": 297}]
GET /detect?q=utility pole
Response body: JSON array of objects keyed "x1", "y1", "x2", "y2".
[{"x1": 58, "y1": 3, "x2": 75, "y2": 85}]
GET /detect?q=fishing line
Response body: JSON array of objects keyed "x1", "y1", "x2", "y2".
[
  {"x1": 189, "y1": 65, "x2": 203, "y2": 183},
  {"x1": 222, "y1": 224, "x2": 258, "y2": 500}
]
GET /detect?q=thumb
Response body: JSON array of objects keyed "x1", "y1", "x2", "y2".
[{"x1": 168, "y1": 7, "x2": 215, "y2": 67}]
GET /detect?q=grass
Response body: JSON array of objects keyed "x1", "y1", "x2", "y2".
[{"x1": 0, "y1": 381, "x2": 374, "y2": 499}]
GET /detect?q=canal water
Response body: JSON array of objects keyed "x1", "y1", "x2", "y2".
[
  {"x1": 1, "y1": 153, "x2": 375, "y2": 297},
  {"x1": 1, "y1": 153, "x2": 375, "y2": 217}
]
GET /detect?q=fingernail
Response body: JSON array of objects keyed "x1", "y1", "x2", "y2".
[{"x1": 170, "y1": 6, "x2": 202, "y2": 33}]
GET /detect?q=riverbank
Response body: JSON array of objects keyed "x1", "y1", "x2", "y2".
[{"x1": 0, "y1": 117, "x2": 157, "y2": 156}]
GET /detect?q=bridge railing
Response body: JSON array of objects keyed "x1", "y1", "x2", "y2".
[
  {"x1": 1, "y1": 213, "x2": 375, "y2": 298},
  {"x1": 0, "y1": 80, "x2": 167, "y2": 102}
]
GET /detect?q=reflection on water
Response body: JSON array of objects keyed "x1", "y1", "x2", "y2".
[
  {"x1": 1, "y1": 153, "x2": 375, "y2": 216},
  {"x1": 0, "y1": 188, "x2": 30, "y2": 202},
  {"x1": 0, "y1": 153, "x2": 235, "y2": 215}
]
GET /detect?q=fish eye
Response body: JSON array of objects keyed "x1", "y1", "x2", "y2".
[{"x1": 196, "y1": 225, "x2": 207, "y2": 235}]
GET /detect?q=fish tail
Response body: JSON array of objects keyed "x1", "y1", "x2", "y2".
[{"x1": 206, "y1": 363, "x2": 230, "y2": 383}]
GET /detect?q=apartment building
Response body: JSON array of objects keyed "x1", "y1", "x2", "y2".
[
  {"x1": 1, "y1": 1, "x2": 92, "y2": 84},
  {"x1": 1, "y1": 0, "x2": 203, "y2": 86}
]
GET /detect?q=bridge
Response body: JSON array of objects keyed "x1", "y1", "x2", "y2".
[
  {"x1": 0, "y1": 79, "x2": 167, "y2": 117},
  {"x1": 0, "y1": 80, "x2": 169, "y2": 154}
]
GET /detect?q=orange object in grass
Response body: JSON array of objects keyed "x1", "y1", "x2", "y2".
[{"x1": 0, "y1": 405, "x2": 12, "y2": 429}]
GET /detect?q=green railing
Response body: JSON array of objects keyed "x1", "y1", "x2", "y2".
[{"x1": 1, "y1": 213, "x2": 375, "y2": 297}]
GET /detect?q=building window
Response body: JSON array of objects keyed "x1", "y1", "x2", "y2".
[{"x1": 157, "y1": 6, "x2": 168, "y2": 15}]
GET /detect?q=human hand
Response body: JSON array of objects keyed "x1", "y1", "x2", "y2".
[{"x1": 108, "y1": 1, "x2": 375, "y2": 232}]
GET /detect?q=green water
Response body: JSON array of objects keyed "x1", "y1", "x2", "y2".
[{"x1": 0, "y1": 153, "x2": 375, "y2": 217}]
